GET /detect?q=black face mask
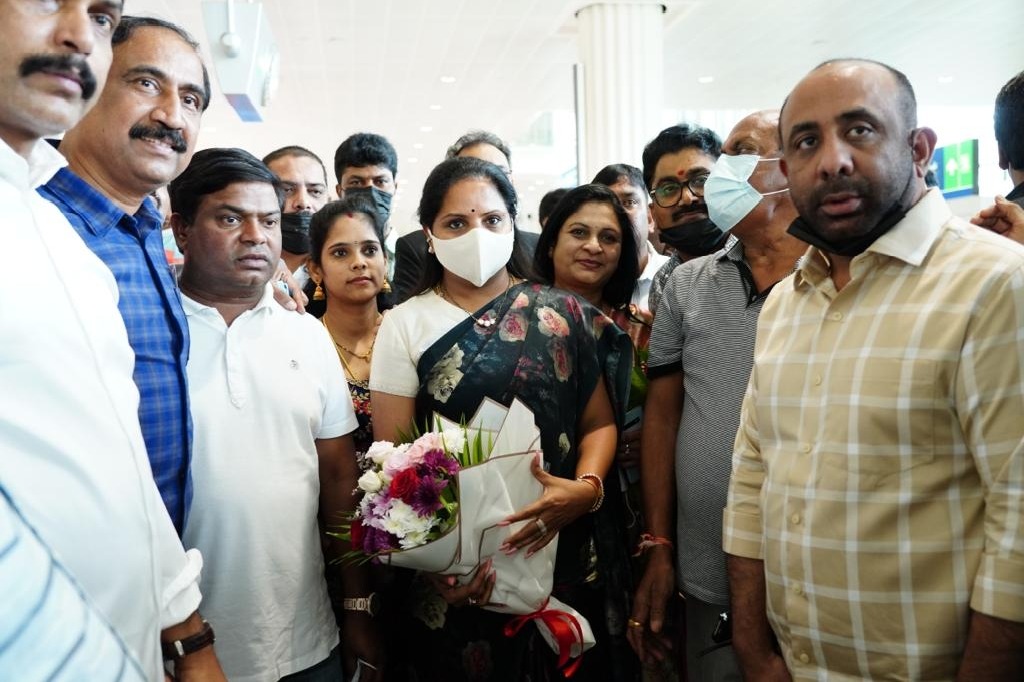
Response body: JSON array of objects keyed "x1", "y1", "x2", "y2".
[
  {"x1": 344, "y1": 186, "x2": 393, "y2": 224},
  {"x1": 281, "y1": 212, "x2": 312, "y2": 255},
  {"x1": 658, "y1": 217, "x2": 728, "y2": 256},
  {"x1": 786, "y1": 172, "x2": 916, "y2": 257}
]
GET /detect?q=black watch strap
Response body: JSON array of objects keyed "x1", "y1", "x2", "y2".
[{"x1": 161, "y1": 620, "x2": 215, "y2": 661}]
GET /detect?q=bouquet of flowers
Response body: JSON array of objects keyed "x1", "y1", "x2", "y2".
[
  {"x1": 339, "y1": 398, "x2": 595, "y2": 675},
  {"x1": 347, "y1": 427, "x2": 486, "y2": 560}
]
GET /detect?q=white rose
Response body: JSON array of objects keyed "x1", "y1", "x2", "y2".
[
  {"x1": 357, "y1": 470, "x2": 383, "y2": 493},
  {"x1": 365, "y1": 440, "x2": 396, "y2": 465}
]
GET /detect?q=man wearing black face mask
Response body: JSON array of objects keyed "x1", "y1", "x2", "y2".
[
  {"x1": 641, "y1": 124, "x2": 724, "y2": 313},
  {"x1": 724, "y1": 60, "x2": 1024, "y2": 681},
  {"x1": 333, "y1": 132, "x2": 399, "y2": 281},
  {"x1": 264, "y1": 145, "x2": 330, "y2": 288}
]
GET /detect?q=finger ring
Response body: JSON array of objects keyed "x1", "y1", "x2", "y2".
[
  {"x1": 468, "y1": 597, "x2": 477, "y2": 606},
  {"x1": 627, "y1": 618, "x2": 643, "y2": 629},
  {"x1": 535, "y1": 518, "x2": 548, "y2": 535}
]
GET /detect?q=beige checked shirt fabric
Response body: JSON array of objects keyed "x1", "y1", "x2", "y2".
[{"x1": 723, "y1": 189, "x2": 1024, "y2": 681}]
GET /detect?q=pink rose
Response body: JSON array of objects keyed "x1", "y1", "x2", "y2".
[
  {"x1": 382, "y1": 445, "x2": 413, "y2": 475},
  {"x1": 511, "y1": 292, "x2": 529, "y2": 310},
  {"x1": 499, "y1": 311, "x2": 528, "y2": 343},
  {"x1": 536, "y1": 306, "x2": 570, "y2": 338},
  {"x1": 405, "y1": 433, "x2": 443, "y2": 464}
]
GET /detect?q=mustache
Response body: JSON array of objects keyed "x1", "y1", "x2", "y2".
[
  {"x1": 811, "y1": 178, "x2": 870, "y2": 205},
  {"x1": 128, "y1": 123, "x2": 187, "y2": 154},
  {"x1": 19, "y1": 54, "x2": 97, "y2": 101},
  {"x1": 671, "y1": 202, "x2": 707, "y2": 223}
]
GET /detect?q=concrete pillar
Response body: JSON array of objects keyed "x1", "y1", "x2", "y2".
[{"x1": 576, "y1": 2, "x2": 665, "y2": 182}]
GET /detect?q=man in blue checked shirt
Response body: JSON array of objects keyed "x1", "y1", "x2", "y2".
[
  {"x1": 38, "y1": 15, "x2": 210, "y2": 533},
  {"x1": 40, "y1": 15, "x2": 304, "y2": 534}
]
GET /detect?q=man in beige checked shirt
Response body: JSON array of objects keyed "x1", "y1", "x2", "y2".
[{"x1": 723, "y1": 59, "x2": 1024, "y2": 681}]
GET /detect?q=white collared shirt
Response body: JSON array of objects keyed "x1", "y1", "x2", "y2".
[
  {"x1": 632, "y1": 242, "x2": 670, "y2": 313},
  {"x1": 0, "y1": 137, "x2": 202, "y2": 681},
  {"x1": 181, "y1": 285, "x2": 356, "y2": 681}
]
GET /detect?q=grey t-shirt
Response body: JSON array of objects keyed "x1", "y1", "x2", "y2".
[{"x1": 648, "y1": 238, "x2": 781, "y2": 604}]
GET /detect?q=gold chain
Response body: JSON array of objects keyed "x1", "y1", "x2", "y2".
[
  {"x1": 435, "y1": 276, "x2": 518, "y2": 329},
  {"x1": 320, "y1": 315, "x2": 381, "y2": 379}
]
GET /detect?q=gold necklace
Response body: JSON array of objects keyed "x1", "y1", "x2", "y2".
[
  {"x1": 436, "y1": 276, "x2": 517, "y2": 329},
  {"x1": 320, "y1": 315, "x2": 381, "y2": 377}
]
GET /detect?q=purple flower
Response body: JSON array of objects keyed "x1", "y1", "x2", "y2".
[
  {"x1": 410, "y1": 475, "x2": 449, "y2": 516},
  {"x1": 366, "y1": 494, "x2": 393, "y2": 521},
  {"x1": 421, "y1": 449, "x2": 460, "y2": 478},
  {"x1": 362, "y1": 525, "x2": 400, "y2": 553}
]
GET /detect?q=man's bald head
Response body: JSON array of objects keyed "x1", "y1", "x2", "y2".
[
  {"x1": 725, "y1": 110, "x2": 782, "y2": 157},
  {"x1": 781, "y1": 59, "x2": 917, "y2": 139}
]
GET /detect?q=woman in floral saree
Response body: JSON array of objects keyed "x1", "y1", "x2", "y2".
[{"x1": 370, "y1": 158, "x2": 637, "y2": 681}]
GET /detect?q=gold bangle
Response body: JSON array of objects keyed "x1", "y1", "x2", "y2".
[{"x1": 575, "y1": 473, "x2": 604, "y2": 512}]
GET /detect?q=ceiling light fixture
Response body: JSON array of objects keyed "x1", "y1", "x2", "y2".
[
  {"x1": 413, "y1": 143, "x2": 424, "y2": 149},
  {"x1": 697, "y1": 76, "x2": 714, "y2": 84},
  {"x1": 429, "y1": 104, "x2": 442, "y2": 111},
  {"x1": 440, "y1": 76, "x2": 457, "y2": 84},
  {"x1": 938, "y1": 75, "x2": 954, "y2": 84},
  {"x1": 419, "y1": 125, "x2": 433, "y2": 133}
]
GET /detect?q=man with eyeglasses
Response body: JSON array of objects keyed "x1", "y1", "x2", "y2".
[
  {"x1": 641, "y1": 124, "x2": 724, "y2": 313},
  {"x1": 628, "y1": 110, "x2": 806, "y2": 682}
]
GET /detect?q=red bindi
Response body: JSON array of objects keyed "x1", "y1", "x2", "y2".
[{"x1": 346, "y1": 212, "x2": 354, "y2": 218}]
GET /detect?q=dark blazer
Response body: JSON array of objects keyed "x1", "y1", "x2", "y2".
[{"x1": 393, "y1": 228, "x2": 540, "y2": 303}]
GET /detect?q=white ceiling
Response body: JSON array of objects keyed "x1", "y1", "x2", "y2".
[{"x1": 128, "y1": 0, "x2": 1024, "y2": 229}]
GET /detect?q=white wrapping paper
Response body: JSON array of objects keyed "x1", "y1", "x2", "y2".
[{"x1": 380, "y1": 398, "x2": 595, "y2": 661}]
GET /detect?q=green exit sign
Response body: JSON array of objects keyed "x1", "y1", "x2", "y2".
[{"x1": 930, "y1": 139, "x2": 978, "y2": 199}]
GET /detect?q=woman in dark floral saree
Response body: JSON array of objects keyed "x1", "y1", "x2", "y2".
[{"x1": 370, "y1": 158, "x2": 638, "y2": 681}]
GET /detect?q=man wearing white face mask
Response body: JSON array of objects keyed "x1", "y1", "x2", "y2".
[{"x1": 628, "y1": 110, "x2": 807, "y2": 681}]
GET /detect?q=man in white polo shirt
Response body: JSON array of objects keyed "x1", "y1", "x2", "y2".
[{"x1": 171, "y1": 147, "x2": 377, "y2": 681}]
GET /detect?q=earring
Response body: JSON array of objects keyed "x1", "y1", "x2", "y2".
[
  {"x1": 313, "y1": 281, "x2": 325, "y2": 300},
  {"x1": 381, "y1": 279, "x2": 392, "y2": 294},
  {"x1": 426, "y1": 237, "x2": 434, "y2": 254}
]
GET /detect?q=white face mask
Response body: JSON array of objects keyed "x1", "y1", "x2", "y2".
[
  {"x1": 430, "y1": 227, "x2": 514, "y2": 287},
  {"x1": 704, "y1": 154, "x2": 789, "y2": 233}
]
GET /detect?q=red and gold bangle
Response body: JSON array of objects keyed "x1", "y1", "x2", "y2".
[
  {"x1": 633, "y1": 533, "x2": 674, "y2": 557},
  {"x1": 575, "y1": 473, "x2": 604, "y2": 512}
]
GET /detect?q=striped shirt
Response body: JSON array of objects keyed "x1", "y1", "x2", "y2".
[
  {"x1": 0, "y1": 486, "x2": 146, "y2": 682},
  {"x1": 39, "y1": 168, "x2": 193, "y2": 533},
  {"x1": 649, "y1": 237, "x2": 781, "y2": 605},
  {"x1": 723, "y1": 189, "x2": 1024, "y2": 680},
  {"x1": 647, "y1": 252, "x2": 682, "y2": 313}
]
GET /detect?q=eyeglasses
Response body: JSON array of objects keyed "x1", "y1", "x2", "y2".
[{"x1": 649, "y1": 174, "x2": 709, "y2": 208}]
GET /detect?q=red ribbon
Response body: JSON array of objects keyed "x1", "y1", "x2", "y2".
[{"x1": 503, "y1": 598, "x2": 586, "y2": 678}]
